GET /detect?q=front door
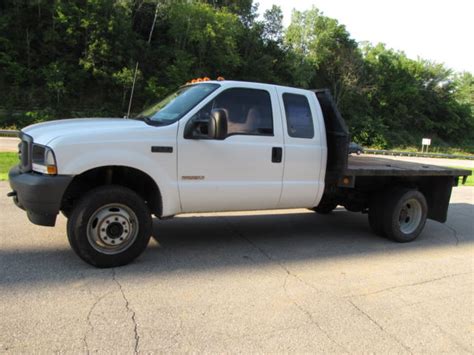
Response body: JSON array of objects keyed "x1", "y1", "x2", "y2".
[{"x1": 177, "y1": 85, "x2": 284, "y2": 213}]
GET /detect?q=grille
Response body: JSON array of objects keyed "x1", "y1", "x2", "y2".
[{"x1": 18, "y1": 133, "x2": 33, "y2": 173}]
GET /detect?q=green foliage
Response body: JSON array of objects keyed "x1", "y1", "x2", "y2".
[
  {"x1": 0, "y1": 1, "x2": 472, "y2": 149},
  {"x1": 0, "y1": 153, "x2": 17, "y2": 181}
]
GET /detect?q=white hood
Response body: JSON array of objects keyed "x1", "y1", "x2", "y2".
[{"x1": 23, "y1": 118, "x2": 149, "y2": 146}]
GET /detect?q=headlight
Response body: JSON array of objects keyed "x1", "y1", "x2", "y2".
[{"x1": 32, "y1": 144, "x2": 57, "y2": 175}]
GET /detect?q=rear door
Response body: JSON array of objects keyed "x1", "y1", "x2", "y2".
[
  {"x1": 177, "y1": 84, "x2": 285, "y2": 213},
  {"x1": 276, "y1": 87, "x2": 326, "y2": 208}
]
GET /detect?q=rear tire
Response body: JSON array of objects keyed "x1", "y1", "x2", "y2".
[
  {"x1": 67, "y1": 185, "x2": 152, "y2": 268},
  {"x1": 382, "y1": 188, "x2": 427, "y2": 242}
]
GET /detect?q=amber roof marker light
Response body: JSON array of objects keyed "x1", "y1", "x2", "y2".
[{"x1": 184, "y1": 77, "x2": 225, "y2": 85}]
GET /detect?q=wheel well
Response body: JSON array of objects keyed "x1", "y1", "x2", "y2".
[
  {"x1": 327, "y1": 175, "x2": 455, "y2": 221},
  {"x1": 61, "y1": 166, "x2": 162, "y2": 216}
]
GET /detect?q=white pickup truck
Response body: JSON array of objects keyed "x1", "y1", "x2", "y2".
[{"x1": 8, "y1": 80, "x2": 471, "y2": 267}]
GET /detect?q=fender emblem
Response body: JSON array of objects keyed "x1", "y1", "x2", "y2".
[{"x1": 182, "y1": 176, "x2": 205, "y2": 180}]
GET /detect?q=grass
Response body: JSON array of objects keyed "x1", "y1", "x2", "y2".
[{"x1": 0, "y1": 152, "x2": 17, "y2": 181}]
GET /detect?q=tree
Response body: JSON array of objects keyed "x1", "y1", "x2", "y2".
[
  {"x1": 285, "y1": 7, "x2": 364, "y2": 106},
  {"x1": 263, "y1": 5, "x2": 283, "y2": 43},
  {"x1": 0, "y1": 0, "x2": 471, "y2": 150}
]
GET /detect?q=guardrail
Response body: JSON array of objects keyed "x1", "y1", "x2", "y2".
[
  {"x1": 0, "y1": 130, "x2": 20, "y2": 137},
  {"x1": 364, "y1": 149, "x2": 474, "y2": 160}
]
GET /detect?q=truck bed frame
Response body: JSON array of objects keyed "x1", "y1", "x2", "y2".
[{"x1": 313, "y1": 89, "x2": 471, "y2": 224}]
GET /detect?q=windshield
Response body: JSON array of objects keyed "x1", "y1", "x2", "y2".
[{"x1": 136, "y1": 83, "x2": 220, "y2": 124}]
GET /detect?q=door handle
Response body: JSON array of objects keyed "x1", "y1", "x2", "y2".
[{"x1": 272, "y1": 147, "x2": 282, "y2": 163}]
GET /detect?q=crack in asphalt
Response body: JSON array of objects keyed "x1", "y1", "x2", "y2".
[
  {"x1": 164, "y1": 319, "x2": 185, "y2": 350},
  {"x1": 282, "y1": 273, "x2": 349, "y2": 352},
  {"x1": 443, "y1": 223, "x2": 460, "y2": 245},
  {"x1": 112, "y1": 269, "x2": 140, "y2": 354},
  {"x1": 80, "y1": 271, "x2": 100, "y2": 354},
  {"x1": 83, "y1": 290, "x2": 113, "y2": 354},
  {"x1": 224, "y1": 217, "x2": 347, "y2": 352},
  {"x1": 223, "y1": 217, "x2": 321, "y2": 292},
  {"x1": 394, "y1": 292, "x2": 474, "y2": 353},
  {"x1": 349, "y1": 272, "x2": 471, "y2": 298},
  {"x1": 349, "y1": 300, "x2": 412, "y2": 354}
]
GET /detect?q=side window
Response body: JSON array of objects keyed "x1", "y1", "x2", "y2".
[
  {"x1": 193, "y1": 88, "x2": 274, "y2": 136},
  {"x1": 283, "y1": 93, "x2": 314, "y2": 139}
]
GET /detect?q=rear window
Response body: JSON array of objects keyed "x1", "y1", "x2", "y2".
[{"x1": 283, "y1": 93, "x2": 314, "y2": 139}]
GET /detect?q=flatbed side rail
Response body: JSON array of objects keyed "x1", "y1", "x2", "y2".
[{"x1": 364, "y1": 148, "x2": 474, "y2": 160}]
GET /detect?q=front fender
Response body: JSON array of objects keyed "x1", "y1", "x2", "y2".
[{"x1": 55, "y1": 144, "x2": 180, "y2": 216}]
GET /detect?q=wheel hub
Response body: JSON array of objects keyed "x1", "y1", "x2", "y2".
[
  {"x1": 106, "y1": 222, "x2": 124, "y2": 239},
  {"x1": 398, "y1": 198, "x2": 422, "y2": 234},
  {"x1": 87, "y1": 204, "x2": 139, "y2": 254}
]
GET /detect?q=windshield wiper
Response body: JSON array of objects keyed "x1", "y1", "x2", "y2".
[{"x1": 141, "y1": 116, "x2": 169, "y2": 126}]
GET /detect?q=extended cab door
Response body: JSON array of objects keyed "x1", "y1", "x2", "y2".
[
  {"x1": 177, "y1": 84, "x2": 285, "y2": 213},
  {"x1": 275, "y1": 87, "x2": 327, "y2": 208}
]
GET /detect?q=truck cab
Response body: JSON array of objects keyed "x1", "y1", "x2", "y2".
[
  {"x1": 176, "y1": 81, "x2": 327, "y2": 212},
  {"x1": 8, "y1": 80, "x2": 471, "y2": 268}
]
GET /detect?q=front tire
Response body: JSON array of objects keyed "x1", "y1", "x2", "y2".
[
  {"x1": 67, "y1": 185, "x2": 152, "y2": 268},
  {"x1": 382, "y1": 188, "x2": 427, "y2": 242}
]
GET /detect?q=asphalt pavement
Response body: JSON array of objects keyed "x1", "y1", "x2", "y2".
[
  {"x1": 0, "y1": 182, "x2": 472, "y2": 353},
  {"x1": 0, "y1": 137, "x2": 19, "y2": 152}
]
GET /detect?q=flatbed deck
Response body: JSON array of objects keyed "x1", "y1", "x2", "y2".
[{"x1": 346, "y1": 155, "x2": 471, "y2": 177}]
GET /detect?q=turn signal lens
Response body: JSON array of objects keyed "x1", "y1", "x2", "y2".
[{"x1": 47, "y1": 165, "x2": 57, "y2": 175}]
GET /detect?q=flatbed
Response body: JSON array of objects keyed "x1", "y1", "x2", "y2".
[{"x1": 346, "y1": 155, "x2": 470, "y2": 178}]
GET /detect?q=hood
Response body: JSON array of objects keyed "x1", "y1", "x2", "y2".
[{"x1": 22, "y1": 118, "x2": 149, "y2": 146}]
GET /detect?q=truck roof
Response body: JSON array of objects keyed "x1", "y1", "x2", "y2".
[{"x1": 188, "y1": 80, "x2": 313, "y2": 94}]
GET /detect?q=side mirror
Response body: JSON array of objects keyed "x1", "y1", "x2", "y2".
[
  {"x1": 184, "y1": 109, "x2": 228, "y2": 140},
  {"x1": 208, "y1": 109, "x2": 228, "y2": 140}
]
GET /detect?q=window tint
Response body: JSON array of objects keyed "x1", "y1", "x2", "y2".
[
  {"x1": 194, "y1": 88, "x2": 273, "y2": 136},
  {"x1": 283, "y1": 93, "x2": 314, "y2": 138}
]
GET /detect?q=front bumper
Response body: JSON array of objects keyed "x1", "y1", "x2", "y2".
[{"x1": 8, "y1": 165, "x2": 73, "y2": 226}]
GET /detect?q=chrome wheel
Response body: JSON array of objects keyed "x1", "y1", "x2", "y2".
[
  {"x1": 398, "y1": 198, "x2": 422, "y2": 234},
  {"x1": 87, "y1": 203, "x2": 139, "y2": 255}
]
